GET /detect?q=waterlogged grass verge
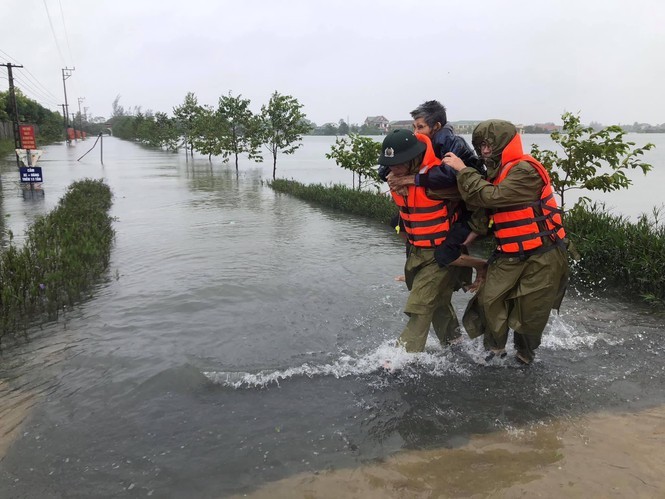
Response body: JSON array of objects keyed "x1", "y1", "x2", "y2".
[
  {"x1": 269, "y1": 179, "x2": 397, "y2": 225},
  {"x1": 566, "y1": 203, "x2": 665, "y2": 306},
  {"x1": 0, "y1": 179, "x2": 115, "y2": 344}
]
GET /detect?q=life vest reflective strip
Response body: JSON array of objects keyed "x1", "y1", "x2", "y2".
[
  {"x1": 490, "y1": 136, "x2": 566, "y2": 256},
  {"x1": 391, "y1": 133, "x2": 457, "y2": 247}
]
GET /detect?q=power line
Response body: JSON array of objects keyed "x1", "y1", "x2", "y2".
[
  {"x1": 0, "y1": 49, "x2": 20, "y2": 64},
  {"x1": 0, "y1": 49, "x2": 62, "y2": 102},
  {"x1": 14, "y1": 75, "x2": 60, "y2": 108},
  {"x1": 42, "y1": 0, "x2": 66, "y2": 66},
  {"x1": 58, "y1": 0, "x2": 74, "y2": 64}
]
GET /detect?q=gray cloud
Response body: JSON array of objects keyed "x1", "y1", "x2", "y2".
[{"x1": 2, "y1": 0, "x2": 663, "y2": 126}]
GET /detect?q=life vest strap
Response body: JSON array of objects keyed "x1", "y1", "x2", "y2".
[
  {"x1": 497, "y1": 228, "x2": 558, "y2": 245},
  {"x1": 400, "y1": 203, "x2": 446, "y2": 215},
  {"x1": 493, "y1": 214, "x2": 548, "y2": 230},
  {"x1": 492, "y1": 238, "x2": 566, "y2": 261},
  {"x1": 409, "y1": 229, "x2": 450, "y2": 242}
]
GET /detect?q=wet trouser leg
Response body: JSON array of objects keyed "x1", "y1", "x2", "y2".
[
  {"x1": 398, "y1": 313, "x2": 433, "y2": 352},
  {"x1": 401, "y1": 247, "x2": 461, "y2": 352},
  {"x1": 431, "y1": 301, "x2": 461, "y2": 345},
  {"x1": 483, "y1": 328, "x2": 508, "y2": 351},
  {"x1": 513, "y1": 332, "x2": 541, "y2": 363}
]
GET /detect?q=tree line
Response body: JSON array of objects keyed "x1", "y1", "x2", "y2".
[
  {"x1": 0, "y1": 89, "x2": 63, "y2": 143},
  {"x1": 109, "y1": 90, "x2": 311, "y2": 180}
]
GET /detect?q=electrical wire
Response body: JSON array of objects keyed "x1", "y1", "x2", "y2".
[
  {"x1": 0, "y1": 49, "x2": 63, "y2": 105},
  {"x1": 14, "y1": 75, "x2": 61, "y2": 108},
  {"x1": 58, "y1": 0, "x2": 74, "y2": 65},
  {"x1": 42, "y1": 0, "x2": 66, "y2": 66}
]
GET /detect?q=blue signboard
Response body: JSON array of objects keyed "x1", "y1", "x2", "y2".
[{"x1": 19, "y1": 166, "x2": 43, "y2": 183}]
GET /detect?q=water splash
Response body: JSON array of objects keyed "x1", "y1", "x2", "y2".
[
  {"x1": 203, "y1": 339, "x2": 471, "y2": 389},
  {"x1": 204, "y1": 314, "x2": 613, "y2": 389},
  {"x1": 541, "y1": 313, "x2": 623, "y2": 349}
]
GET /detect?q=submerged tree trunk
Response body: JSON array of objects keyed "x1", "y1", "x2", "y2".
[{"x1": 272, "y1": 152, "x2": 277, "y2": 180}]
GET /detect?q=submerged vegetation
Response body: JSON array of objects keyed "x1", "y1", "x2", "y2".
[
  {"x1": 566, "y1": 203, "x2": 665, "y2": 305},
  {"x1": 0, "y1": 179, "x2": 115, "y2": 345},
  {"x1": 269, "y1": 179, "x2": 396, "y2": 225}
]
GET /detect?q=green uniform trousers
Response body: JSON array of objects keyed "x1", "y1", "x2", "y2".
[
  {"x1": 463, "y1": 246, "x2": 569, "y2": 362},
  {"x1": 398, "y1": 246, "x2": 470, "y2": 352}
]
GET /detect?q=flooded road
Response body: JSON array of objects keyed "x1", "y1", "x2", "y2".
[{"x1": 0, "y1": 136, "x2": 664, "y2": 498}]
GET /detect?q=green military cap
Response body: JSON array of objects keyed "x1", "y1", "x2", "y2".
[{"x1": 378, "y1": 129, "x2": 426, "y2": 166}]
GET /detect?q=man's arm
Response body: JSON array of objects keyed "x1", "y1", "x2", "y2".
[
  {"x1": 386, "y1": 162, "x2": 459, "y2": 192},
  {"x1": 449, "y1": 161, "x2": 543, "y2": 209}
]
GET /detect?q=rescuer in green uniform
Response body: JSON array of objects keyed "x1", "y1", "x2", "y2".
[
  {"x1": 379, "y1": 129, "x2": 468, "y2": 352},
  {"x1": 443, "y1": 120, "x2": 569, "y2": 364}
]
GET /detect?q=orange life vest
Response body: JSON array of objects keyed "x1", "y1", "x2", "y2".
[
  {"x1": 490, "y1": 134, "x2": 566, "y2": 256},
  {"x1": 391, "y1": 133, "x2": 457, "y2": 247}
]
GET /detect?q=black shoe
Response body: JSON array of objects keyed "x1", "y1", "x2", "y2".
[{"x1": 484, "y1": 349, "x2": 507, "y2": 362}]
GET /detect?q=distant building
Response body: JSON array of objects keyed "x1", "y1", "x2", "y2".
[
  {"x1": 449, "y1": 120, "x2": 480, "y2": 135},
  {"x1": 389, "y1": 120, "x2": 412, "y2": 131},
  {"x1": 364, "y1": 116, "x2": 390, "y2": 132},
  {"x1": 533, "y1": 122, "x2": 561, "y2": 132}
]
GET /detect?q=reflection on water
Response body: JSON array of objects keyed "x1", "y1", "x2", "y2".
[{"x1": 0, "y1": 136, "x2": 664, "y2": 497}]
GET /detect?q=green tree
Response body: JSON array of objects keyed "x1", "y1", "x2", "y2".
[
  {"x1": 154, "y1": 112, "x2": 179, "y2": 151},
  {"x1": 321, "y1": 122, "x2": 338, "y2": 135},
  {"x1": 0, "y1": 89, "x2": 64, "y2": 143},
  {"x1": 191, "y1": 105, "x2": 223, "y2": 160},
  {"x1": 217, "y1": 92, "x2": 263, "y2": 170},
  {"x1": 259, "y1": 91, "x2": 311, "y2": 180},
  {"x1": 326, "y1": 133, "x2": 382, "y2": 191},
  {"x1": 338, "y1": 119, "x2": 349, "y2": 135},
  {"x1": 173, "y1": 91, "x2": 202, "y2": 158},
  {"x1": 111, "y1": 94, "x2": 125, "y2": 117},
  {"x1": 531, "y1": 112, "x2": 655, "y2": 212}
]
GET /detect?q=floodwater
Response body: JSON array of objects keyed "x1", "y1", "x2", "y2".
[{"x1": 0, "y1": 135, "x2": 664, "y2": 498}]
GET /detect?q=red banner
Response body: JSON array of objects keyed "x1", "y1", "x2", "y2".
[
  {"x1": 67, "y1": 128, "x2": 75, "y2": 140},
  {"x1": 19, "y1": 124, "x2": 36, "y2": 149}
]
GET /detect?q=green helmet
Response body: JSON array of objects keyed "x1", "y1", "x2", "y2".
[{"x1": 378, "y1": 129, "x2": 426, "y2": 166}]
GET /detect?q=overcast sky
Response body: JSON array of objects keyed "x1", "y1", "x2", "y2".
[{"x1": 1, "y1": 0, "x2": 664, "y2": 126}]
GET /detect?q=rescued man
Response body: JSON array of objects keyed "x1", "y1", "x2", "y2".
[{"x1": 380, "y1": 100, "x2": 489, "y2": 291}]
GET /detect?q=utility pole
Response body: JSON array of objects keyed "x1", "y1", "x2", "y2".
[
  {"x1": 78, "y1": 97, "x2": 85, "y2": 140},
  {"x1": 61, "y1": 67, "x2": 75, "y2": 144},
  {"x1": 71, "y1": 112, "x2": 76, "y2": 140},
  {"x1": 59, "y1": 104, "x2": 68, "y2": 140},
  {"x1": 2, "y1": 62, "x2": 24, "y2": 167}
]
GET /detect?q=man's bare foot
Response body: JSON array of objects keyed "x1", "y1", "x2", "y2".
[
  {"x1": 516, "y1": 352, "x2": 532, "y2": 365},
  {"x1": 394, "y1": 275, "x2": 405, "y2": 282}
]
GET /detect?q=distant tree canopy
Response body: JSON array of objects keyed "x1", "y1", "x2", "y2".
[
  {"x1": 0, "y1": 89, "x2": 63, "y2": 143},
  {"x1": 106, "y1": 90, "x2": 310, "y2": 179},
  {"x1": 173, "y1": 92, "x2": 202, "y2": 157}
]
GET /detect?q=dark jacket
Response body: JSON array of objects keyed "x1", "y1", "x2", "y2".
[{"x1": 378, "y1": 124, "x2": 484, "y2": 188}]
